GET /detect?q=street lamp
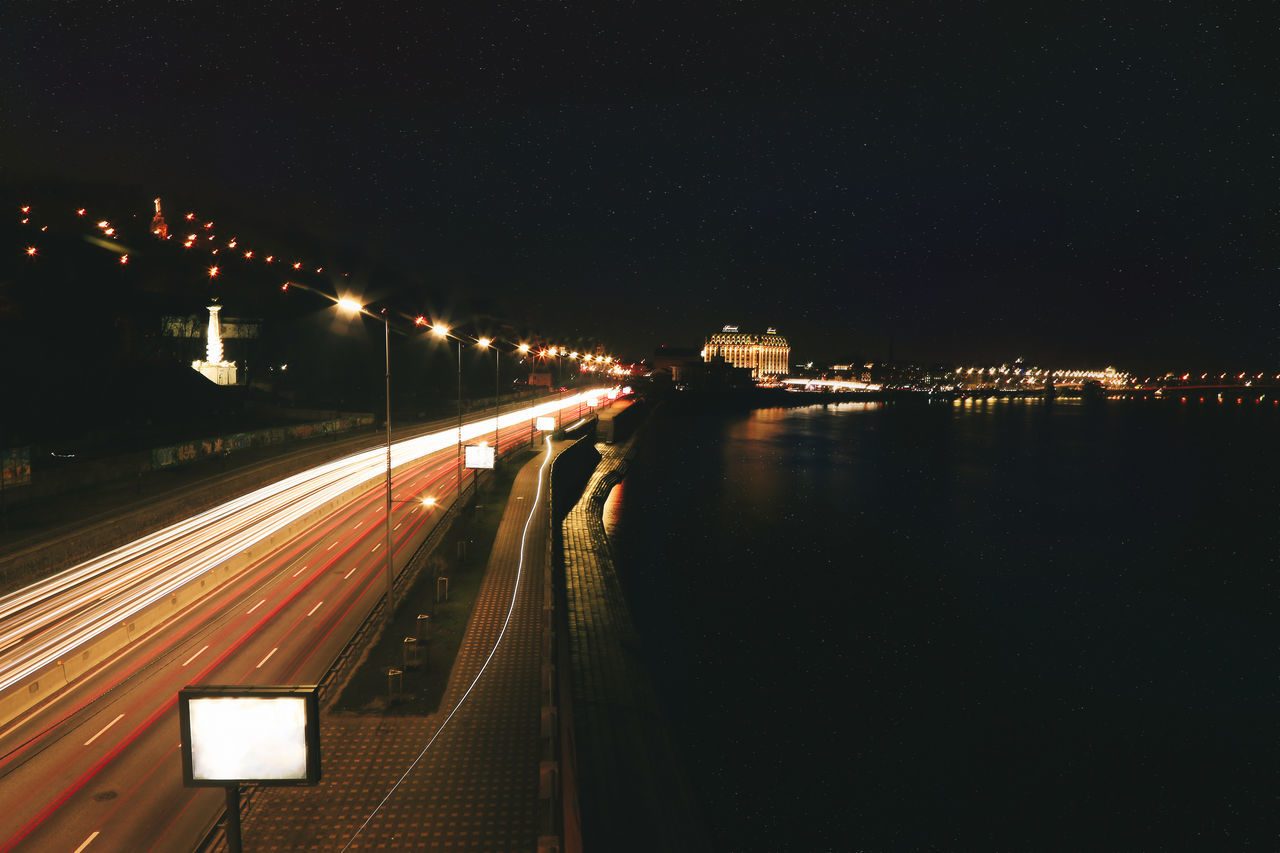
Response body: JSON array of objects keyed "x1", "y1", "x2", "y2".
[
  {"x1": 432, "y1": 324, "x2": 463, "y2": 500},
  {"x1": 476, "y1": 337, "x2": 500, "y2": 452},
  {"x1": 518, "y1": 343, "x2": 531, "y2": 446},
  {"x1": 553, "y1": 347, "x2": 567, "y2": 426},
  {"x1": 338, "y1": 298, "x2": 395, "y2": 627}
]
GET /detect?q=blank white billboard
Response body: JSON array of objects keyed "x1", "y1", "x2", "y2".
[
  {"x1": 465, "y1": 444, "x2": 496, "y2": 469},
  {"x1": 535, "y1": 416, "x2": 556, "y2": 431},
  {"x1": 179, "y1": 686, "x2": 320, "y2": 786}
]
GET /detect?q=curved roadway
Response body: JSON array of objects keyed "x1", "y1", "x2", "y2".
[{"x1": 0, "y1": 390, "x2": 601, "y2": 852}]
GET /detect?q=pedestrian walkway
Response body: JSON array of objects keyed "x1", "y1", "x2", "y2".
[
  {"x1": 558, "y1": 431, "x2": 710, "y2": 852},
  {"x1": 240, "y1": 442, "x2": 560, "y2": 852}
]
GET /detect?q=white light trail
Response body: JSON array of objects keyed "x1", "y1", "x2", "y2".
[
  {"x1": 0, "y1": 392, "x2": 603, "y2": 701},
  {"x1": 782, "y1": 378, "x2": 882, "y2": 391},
  {"x1": 340, "y1": 436, "x2": 553, "y2": 852}
]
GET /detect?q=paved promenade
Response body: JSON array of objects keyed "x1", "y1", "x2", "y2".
[
  {"x1": 558, "y1": 427, "x2": 710, "y2": 852},
  {"x1": 240, "y1": 443, "x2": 559, "y2": 852}
]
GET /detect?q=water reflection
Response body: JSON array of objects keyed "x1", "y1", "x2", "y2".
[
  {"x1": 605, "y1": 399, "x2": 1279, "y2": 852},
  {"x1": 601, "y1": 479, "x2": 624, "y2": 539}
]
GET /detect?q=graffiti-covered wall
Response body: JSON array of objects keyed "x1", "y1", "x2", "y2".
[
  {"x1": 151, "y1": 415, "x2": 373, "y2": 470},
  {"x1": 1, "y1": 447, "x2": 31, "y2": 488}
]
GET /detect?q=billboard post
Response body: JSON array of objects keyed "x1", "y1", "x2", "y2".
[
  {"x1": 179, "y1": 685, "x2": 322, "y2": 853},
  {"x1": 225, "y1": 784, "x2": 242, "y2": 853}
]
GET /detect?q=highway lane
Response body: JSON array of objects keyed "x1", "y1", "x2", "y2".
[{"x1": 0, "y1": 390, "x2": 602, "y2": 852}]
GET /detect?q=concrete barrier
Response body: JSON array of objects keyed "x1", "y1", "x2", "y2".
[
  {"x1": 62, "y1": 623, "x2": 131, "y2": 683},
  {"x1": 0, "y1": 659, "x2": 68, "y2": 726},
  {"x1": 549, "y1": 437, "x2": 600, "y2": 525}
]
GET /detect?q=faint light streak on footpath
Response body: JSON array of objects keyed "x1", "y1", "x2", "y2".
[{"x1": 339, "y1": 436, "x2": 553, "y2": 852}]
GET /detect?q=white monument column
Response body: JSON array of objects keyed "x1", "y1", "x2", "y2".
[
  {"x1": 206, "y1": 304, "x2": 224, "y2": 363},
  {"x1": 193, "y1": 303, "x2": 238, "y2": 385}
]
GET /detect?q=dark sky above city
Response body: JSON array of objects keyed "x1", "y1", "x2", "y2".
[{"x1": 5, "y1": 2, "x2": 1277, "y2": 371}]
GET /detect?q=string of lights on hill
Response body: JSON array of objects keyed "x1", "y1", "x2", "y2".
[{"x1": 15, "y1": 198, "x2": 633, "y2": 378}]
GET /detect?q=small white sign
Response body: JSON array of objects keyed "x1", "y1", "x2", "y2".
[
  {"x1": 465, "y1": 444, "x2": 496, "y2": 469},
  {"x1": 535, "y1": 416, "x2": 556, "y2": 431}
]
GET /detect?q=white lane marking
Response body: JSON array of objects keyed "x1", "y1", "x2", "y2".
[
  {"x1": 371, "y1": 542, "x2": 381, "y2": 552},
  {"x1": 307, "y1": 600, "x2": 324, "y2": 616},
  {"x1": 292, "y1": 564, "x2": 309, "y2": 577},
  {"x1": 327, "y1": 541, "x2": 338, "y2": 550},
  {"x1": 256, "y1": 648, "x2": 278, "y2": 669},
  {"x1": 246, "y1": 598, "x2": 267, "y2": 614},
  {"x1": 182, "y1": 644, "x2": 209, "y2": 666},
  {"x1": 73, "y1": 832, "x2": 100, "y2": 853},
  {"x1": 83, "y1": 714, "x2": 124, "y2": 747},
  {"x1": 343, "y1": 565, "x2": 358, "y2": 580},
  {"x1": 352, "y1": 522, "x2": 362, "y2": 530},
  {"x1": 394, "y1": 522, "x2": 402, "y2": 530}
]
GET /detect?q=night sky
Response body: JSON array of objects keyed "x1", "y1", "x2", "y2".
[{"x1": 5, "y1": 2, "x2": 1277, "y2": 371}]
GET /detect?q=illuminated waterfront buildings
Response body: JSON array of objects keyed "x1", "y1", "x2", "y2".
[{"x1": 702, "y1": 326, "x2": 790, "y2": 379}]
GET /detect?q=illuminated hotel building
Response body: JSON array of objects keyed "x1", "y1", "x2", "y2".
[{"x1": 702, "y1": 326, "x2": 790, "y2": 378}]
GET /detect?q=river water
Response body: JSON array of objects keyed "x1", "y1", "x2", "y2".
[{"x1": 603, "y1": 397, "x2": 1277, "y2": 852}]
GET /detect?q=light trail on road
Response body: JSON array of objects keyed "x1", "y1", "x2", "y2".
[
  {"x1": 0, "y1": 390, "x2": 603, "y2": 851},
  {"x1": 0, "y1": 393, "x2": 597, "y2": 711}
]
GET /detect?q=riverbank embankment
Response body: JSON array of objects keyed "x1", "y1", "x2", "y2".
[{"x1": 552, "y1": 400, "x2": 711, "y2": 852}]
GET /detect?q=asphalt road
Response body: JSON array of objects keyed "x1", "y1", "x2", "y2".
[{"x1": 0, "y1": 391, "x2": 598, "y2": 852}]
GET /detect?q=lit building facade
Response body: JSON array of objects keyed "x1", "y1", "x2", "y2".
[{"x1": 702, "y1": 326, "x2": 790, "y2": 379}]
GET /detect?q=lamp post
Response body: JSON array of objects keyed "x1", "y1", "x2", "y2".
[
  {"x1": 432, "y1": 324, "x2": 463, "y2": 500},
  {"x1": 338, "y1": 298, "x2": 395, "y2": 627},
  {"x1": 518, "y1": 343, "x2": 531, "y2": 446},
  {"x1": 477, "y1": 338, "x2": 500, "y2": 455},
  {"x1": 554, "y1": 347, "x2": 565, "y2": 427}
]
